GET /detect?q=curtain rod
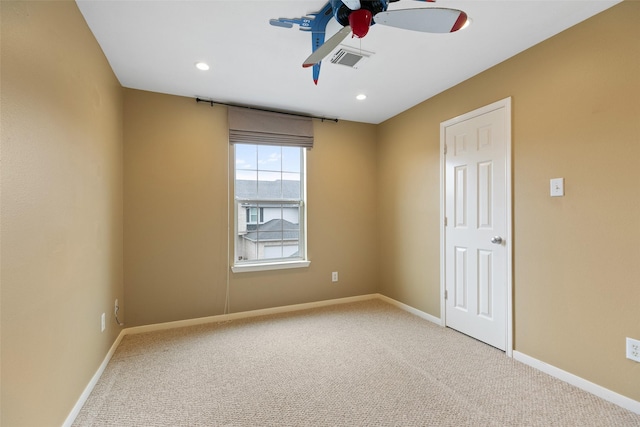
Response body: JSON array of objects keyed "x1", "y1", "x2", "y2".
[{"x1": 195, "y1": 97, "x2": 338, "y2": 123}]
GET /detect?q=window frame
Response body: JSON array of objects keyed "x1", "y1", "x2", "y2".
[{"x1": 231, "y1": 144, "x2": 310, "y2": 273}]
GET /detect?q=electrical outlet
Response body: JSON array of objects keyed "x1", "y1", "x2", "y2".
[
  {"x1": 101, "y1": 313, "x2": 106, "y2": 332},
  {"x1": 627, "y1": 337, "x2": 640, "y2": 362},
  {"x1": 332, "y1": 272, "x2": 338, "y2": 282}
]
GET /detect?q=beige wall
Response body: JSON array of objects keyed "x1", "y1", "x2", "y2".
[
  {"x1": 123, "y1": 89, "x2": 380, "y2": 326},
  {"x1": 378, "y1": 1, "x2": 640, "y2": 402},
  {"x1": 123, "y1": 91, "x2": 229, "y2": 326},
  {"x1": 1, "y1": 1, "x2": 124, "y2": 426}
]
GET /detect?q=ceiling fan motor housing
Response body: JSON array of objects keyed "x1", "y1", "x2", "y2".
[
  {"x1": 333, "y1": 0, "x2": 388, "y2": 37},
  {"x1": 349, "y1": 9, "x2": 373, "y2": 37}
]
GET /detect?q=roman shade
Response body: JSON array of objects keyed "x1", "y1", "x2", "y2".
[{"x1": 228, "y1": 107, "x2": 313, "y2": 148}]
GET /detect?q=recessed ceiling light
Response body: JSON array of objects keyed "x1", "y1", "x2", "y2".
[
  {"x1": 195, "y1": 62, "x2": 210, "y2": 71},
  {"x1": 356, "y1": 94, "x2": 367, "y2": 101},
  {"x1": 461, "y1": 17, "x2": 472, "y2": 30}
]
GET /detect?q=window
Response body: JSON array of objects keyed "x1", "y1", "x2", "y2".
[
  {"x1": 246, "y1": 207, "x2": 264, "y2": 224},
  {"x1": 233, "y1": 143, "x2": 308, "y2": 271}
]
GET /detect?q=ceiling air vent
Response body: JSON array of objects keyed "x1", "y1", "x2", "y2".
[{"x1": 330, "y1": 46, "x2": 373, "y2": 69}]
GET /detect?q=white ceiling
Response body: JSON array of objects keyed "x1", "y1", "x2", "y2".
[{"x1": 76, "y1": 0, "x2": 621, "y2": 124}]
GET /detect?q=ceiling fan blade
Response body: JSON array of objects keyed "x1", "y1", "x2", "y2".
[
  {"x1": 374, "y1": 8, "x2": 468, "y2": 33},
  {"x1": 303, "y1": 26, "x2": 352, "y2": 68}
]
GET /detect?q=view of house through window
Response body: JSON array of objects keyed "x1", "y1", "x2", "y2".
[{"x1": 234, "y1": 143, "x2": 305, "y2": 264}]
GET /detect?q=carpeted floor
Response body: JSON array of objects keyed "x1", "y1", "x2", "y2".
[{"x1": 73, "y1": 299, "x2": 640, "y2": 426}]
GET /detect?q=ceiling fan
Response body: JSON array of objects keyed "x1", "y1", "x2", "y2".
[{"x1": 270, "y1": 0, "x2": 468, "y2": 84}]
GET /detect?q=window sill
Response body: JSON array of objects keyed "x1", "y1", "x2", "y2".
[{"x1": 231, "y1": 260, "x2": 311, "y2": 274}]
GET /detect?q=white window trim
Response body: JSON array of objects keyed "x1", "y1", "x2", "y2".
[
  {"x1": 231, "y1": 145, "x2": 308, "y2": 272},
  {"x1": 231, "y1": 260, "x2": 311, "y2": 274}
]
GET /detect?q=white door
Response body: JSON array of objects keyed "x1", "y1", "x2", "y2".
[{"x1": 441, "y1": 98, "x2": 512, "y2": 352}]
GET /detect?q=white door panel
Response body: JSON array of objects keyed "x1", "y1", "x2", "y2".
[{"x1": 442, "y1": 101, "x2": 511, "y2": 351}]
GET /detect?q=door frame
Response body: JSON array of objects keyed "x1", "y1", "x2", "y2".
[{"x1": 439, "y1": 97, "x2": 513, "y2": 357}]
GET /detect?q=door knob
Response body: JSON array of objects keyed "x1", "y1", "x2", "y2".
[{"x1": 491, "y1": 236, "x2": 503, "y2": 244}]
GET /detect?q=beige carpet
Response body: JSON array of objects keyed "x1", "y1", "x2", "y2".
[{"x1": 73, "y1": 299, "x2": 640, "y2": 426}]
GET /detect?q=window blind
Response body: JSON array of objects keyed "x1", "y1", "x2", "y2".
[{"x1": 228, "y1": 107, "x2": 313, "y2": 149}]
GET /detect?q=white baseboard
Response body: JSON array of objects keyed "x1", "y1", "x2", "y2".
[
  {"x1": 62, "y1": 329, "x2": 126, "y2": 427},
  {"x1": 124, "y1": 294, "x2": 380, "y2": 335},
  {"x1": 376, "y1": 294, "x2": 442, "y2": 325},
  {"x1": 120, "y1": 294, "x2": 441, "y2": 337},
  {"x1": 513, "y1": 351, "x2": 640, "y2": 415},
  {"x1": 124, "y1": 294, "x2": 443, "y2": 338}
]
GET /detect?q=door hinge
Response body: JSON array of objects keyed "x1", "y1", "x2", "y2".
[
  {"x1": 444, "y1": 217, "x2": 448, "y2": 227},
  {"x1": 444, "y1": 145, "x2": 447, "y2": 155},
  {"x1": 445, "y1": 290, "x2": 448, "y2": 300}
]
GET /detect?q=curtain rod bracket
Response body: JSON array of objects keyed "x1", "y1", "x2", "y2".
[{"x1": 196, "y1": 97, "x2": 338, "y2": 123}]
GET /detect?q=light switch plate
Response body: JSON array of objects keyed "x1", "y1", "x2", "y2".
[{"x1": 550, "y1": 178, "x2": 564, "y2": 197}]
